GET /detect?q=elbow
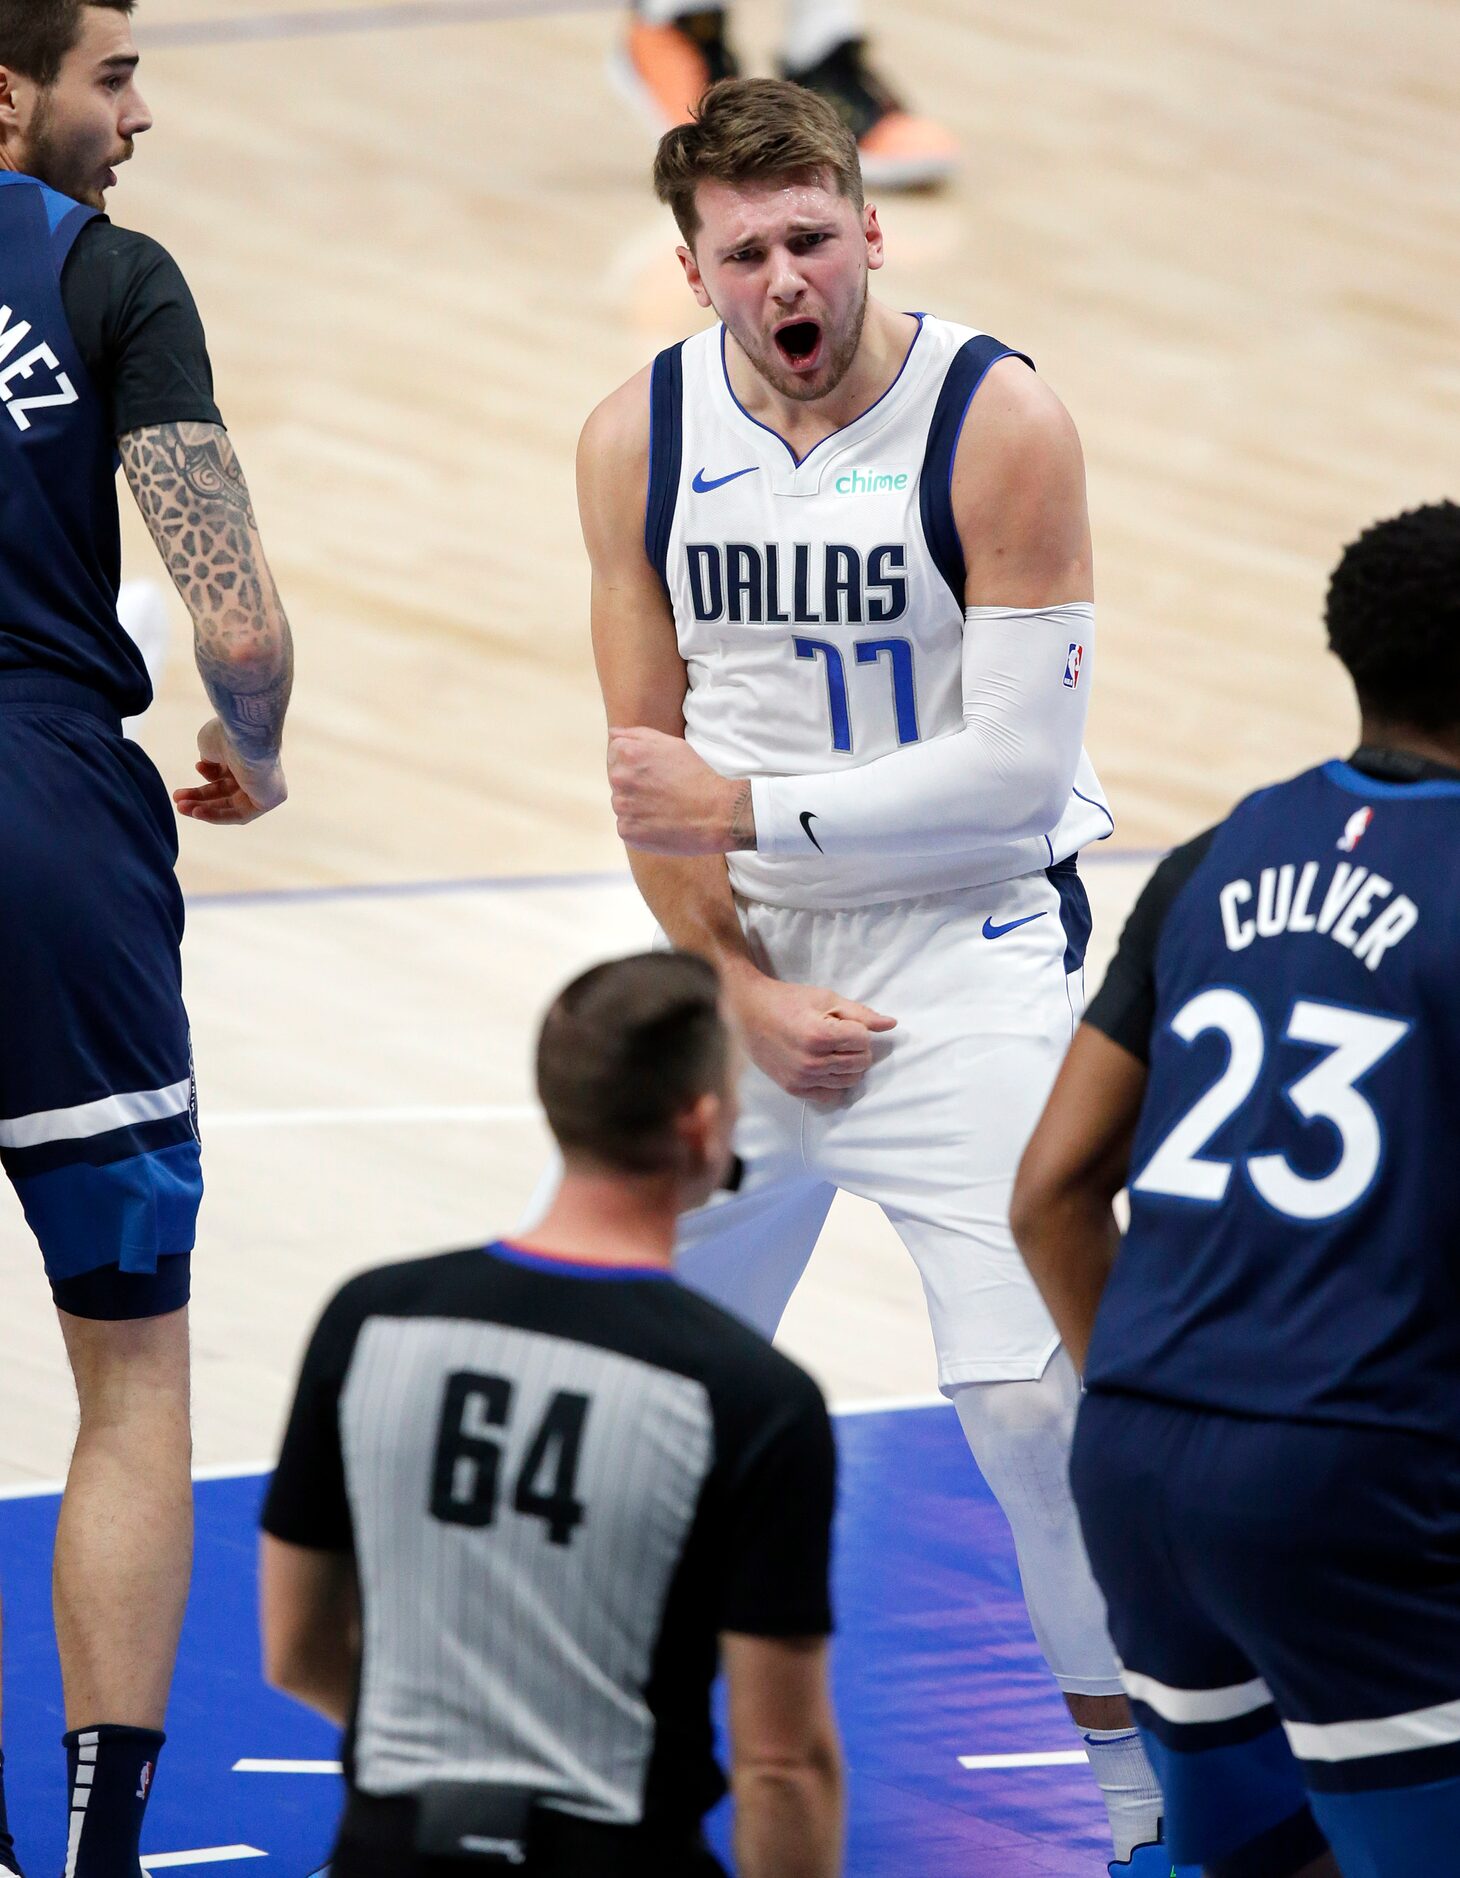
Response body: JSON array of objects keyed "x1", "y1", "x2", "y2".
[{"x1": 1020, "y1": 754, "x2": 1079, "y2": 841}]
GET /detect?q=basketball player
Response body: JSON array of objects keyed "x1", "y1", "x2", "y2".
[
  {"x1": 617, "y1": 0, "x2": 957, "y2": 190},
  {"x1": 578, "y1": 76, "x2": 1185, "y2": 1874},
  {"x1": 263, "y1": 953, "x2": 842, "y2": 1878},
  {"x1": 0, "y1": 3, "x2": 293, "y2": 1871},
  {"x1": 1012, "y1": 502, "x2": 1460, "y2": 1878}
]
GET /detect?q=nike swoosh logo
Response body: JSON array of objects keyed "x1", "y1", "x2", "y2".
[
  {"x1": 982, "y1": 911, "x2": 1048, "y2": 940},
  {"x1": 799, "y1": 811, "x2": 824, "y2": 853},
  {"x1": 692, "y1": 465, "x2": 758, "y2": 493}
]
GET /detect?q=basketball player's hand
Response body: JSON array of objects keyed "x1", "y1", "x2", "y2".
[
  {"x1": 174, "y1": 718, "x2": 288, "y2": 825},
  {"x1": 608, "y1": 726, "x2": 755, "y2": 855},
  {"x1": 732, "y1": 975, "x2": 896, "y2": 1102}
]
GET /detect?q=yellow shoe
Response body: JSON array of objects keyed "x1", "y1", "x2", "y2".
[
  {"x1": 785, "y1": 38, "x2": 958, "y2": 190},
  {"x1": 611, "y1": 8, "x2": 740, "y2": 134}
]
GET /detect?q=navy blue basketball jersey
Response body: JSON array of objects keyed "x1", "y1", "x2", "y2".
[
  {"x1": 0, "y1": 173, "x2": 150, "y2": 715},
  {"x1": 1083, "y1": 752, "x2": 1460, "y2": 1438}
]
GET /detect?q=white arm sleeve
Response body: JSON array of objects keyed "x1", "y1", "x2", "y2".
[{"x1": 750, "y1": 603, "x2": 1095, "y2": 859}]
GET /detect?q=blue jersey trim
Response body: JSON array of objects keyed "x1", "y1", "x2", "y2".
[
  {"x1": 485, "y1": 1239, "x2": 674, "y2": 1283},
  {"x1": 1072, "y1": 784, "x2": 1116, "y2": 839},
  {"x1": 1047, "y1": 854, "x2": 1092, "y2": 974},
  {"x1": 1324, "y1": 758, "x2": 1460, "y2": 801},
  {"x1": 0, "y1": 172, "x2": 97, "y2": 251},
  {"x1": 918, "y1": 336, "x2": 1035, "y2": 604},
  {"x1": 645, "y1": 341, "x2": 685, "y2": 589},
  {"x1": 718, "y1": 313, "x2": 926, "y2": 470}
]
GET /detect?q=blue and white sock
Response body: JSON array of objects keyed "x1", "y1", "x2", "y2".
[{"x1": 61, "y1": 1727, "x2": 164, "y2": 1878}]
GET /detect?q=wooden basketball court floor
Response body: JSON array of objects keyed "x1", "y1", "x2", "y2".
[{"x1": 2, "y1": 0, "x2": 1456, "y2": 1496}]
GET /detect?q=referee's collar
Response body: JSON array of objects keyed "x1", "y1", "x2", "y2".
[{"x1": 485, "y1": 1239, "x2": 675, "y2": 1282}]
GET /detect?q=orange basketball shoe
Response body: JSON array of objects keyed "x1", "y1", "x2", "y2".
[
  {"x1": 785, "y1": 37, "x2": 958, "y2": 190},
  {"x1": 612, "y1": 8, "x2": 740, "y2": 133}
]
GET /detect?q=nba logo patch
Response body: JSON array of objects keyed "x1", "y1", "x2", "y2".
[
  {"x1": 1337, "y1": 806, "x2": 1373, "y2": 852},
  {"x1": 1064, "y1": 644, "x2": 1083, "y2": 689}
]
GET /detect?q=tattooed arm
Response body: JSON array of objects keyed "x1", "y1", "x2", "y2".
[{"x1": 120, "y1": 420, "x2": 293, "y2": 825}]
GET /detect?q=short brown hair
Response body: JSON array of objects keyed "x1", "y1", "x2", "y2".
[
  {"x1": 0, "y1": 0, "x2": 134, "y2": 86},
  {"x1": 536, "y1": 951, "x2": 728, "y2": 1174},
  {"x1": 653, "y1": 76, "x2": 863, "y2": 246}
]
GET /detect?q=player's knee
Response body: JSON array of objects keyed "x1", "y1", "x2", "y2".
[
  {"x1": 951, "y1": 1367, "x2": 1080, "y2": 1532},
  {"x1": 60, "y1": 1289, "x2": 191, "y2": 1425}
]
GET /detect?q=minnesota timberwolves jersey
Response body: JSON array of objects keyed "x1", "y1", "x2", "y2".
[
  {"x1": 0, "y1": 173, "x2": 150, "y2": 715},
  {"x1": 646, "y1": 316, "x2": 1111, "y2": 909},
  {"x1": 1085, "y1": 756, "x2": 1460, "y2": 1440}
]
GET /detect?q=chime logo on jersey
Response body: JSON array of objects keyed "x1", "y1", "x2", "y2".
[
  {"x1": 1064, "y1": 643, "x2": 1083, "y2": 689},
  {"x1": 1337, "y1": 805, "x2": 1373, "y2": 852}
]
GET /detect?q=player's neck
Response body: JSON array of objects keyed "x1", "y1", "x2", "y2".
[
  {"x1": 730, "y1": 299, "x2": 919, "y2": 452},
  {"x1": 514, "y1": 1169, "x2": 681, "y2": 1270},
  {"x1": 1356, "y1": 713, "x2": 1460, "y2": 774}
]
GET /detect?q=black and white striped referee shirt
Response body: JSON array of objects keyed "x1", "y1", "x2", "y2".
[{"x1": 262, "y1": 1239, "x2": 835, "y2": 1847}]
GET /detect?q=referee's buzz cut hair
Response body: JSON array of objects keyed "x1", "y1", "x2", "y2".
[
  {"x1": 0, "y1": 0, "x2": 134, "y2": 87},
  {"x1": 1326, "y1": 501, "x2": 1460, "y2": 732},
  {"x1": 537, "y1": 951, "x2": 729, "y2": 1175}
]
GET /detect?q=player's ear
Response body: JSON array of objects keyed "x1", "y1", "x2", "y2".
[
  {"x1": 0, "y1": 65, "x2": 23, "y2": 131},
  {"x1": 677, "y1": 244, "x2": 714, "y2": 310},
  {"x1": 673, "y1": 1091, "x2": 721, "y2": 1176},
  {"x1": 863, "y1": 203, "x2": 885, "y2": 273}
]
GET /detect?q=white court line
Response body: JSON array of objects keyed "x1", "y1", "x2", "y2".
[
  {"x1": 834, "y1": 1391, "x2": 945, "y2": 1416},
  {"x1": 958, "y1": 1750, "x2": 1090, "y2": 1769},
  {"x1": 138, "y1": 1855, "x2": 266, "y2": 1870},
  {"x1": 206, "y1": 1103, "x2": 536, "y2": 1129},
  {"x1": 234, "y1": 1759, "x2": 343, "y2": 1774}
]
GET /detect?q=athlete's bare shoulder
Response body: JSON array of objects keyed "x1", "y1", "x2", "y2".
[
  {"x1": 952, "y1": 353, "x2": 1091, "y2": 604},
  {"x1": 577, "y1": 366, "x2": 653, "y2": 565}
]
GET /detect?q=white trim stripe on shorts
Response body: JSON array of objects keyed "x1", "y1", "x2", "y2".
[
  {"x1": 0, "y1": 1077, "x2": 192, "y2": 1149},
  {"x1": 1284, "y1": 1695, "x2": 1460, "y2": 1764},
  {"x1": 1121, "y1": 1668, "x2": 1275, "y2": 1725}
]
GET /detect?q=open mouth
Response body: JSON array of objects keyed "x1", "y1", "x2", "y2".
[{"x1": 774, "y1": 319, "x2": 824, "y2": 370}]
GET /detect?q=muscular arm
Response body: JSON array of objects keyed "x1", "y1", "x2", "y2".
[
  {"x1": 121, "y1": 420, "x2": 293, "y2": 815},
  {"x1": 579, "y1": 375, "x2": 757, "y2": 982},
  {"x1": 745, "y1": 360, "x2": 1094, "y2": 856}
]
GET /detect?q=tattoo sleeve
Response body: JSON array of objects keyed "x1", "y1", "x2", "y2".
[{"x1": 120, "y1": 421, "x2": 294, "y2": 762}]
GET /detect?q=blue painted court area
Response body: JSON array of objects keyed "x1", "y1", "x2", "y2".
[{"x1": 0, "y1": 1406, "x2": 1108, "y2": 1875}]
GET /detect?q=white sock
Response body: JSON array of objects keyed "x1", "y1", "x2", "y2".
[
  {"x1": 1081, "y1": 1726, "x2": 1163, "y2": 1862},
  {"x1": 780, "y1": 0, "x2": 862, "y2": 72}
]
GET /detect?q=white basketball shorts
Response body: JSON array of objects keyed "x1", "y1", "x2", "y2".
[{"x1": 677, "y1": 861, "x2": 1090, "y2": 1389}]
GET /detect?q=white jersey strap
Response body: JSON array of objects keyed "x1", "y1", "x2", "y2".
[{"x1": 751, "y1": 603, "x2": 1095, "y2": 860}]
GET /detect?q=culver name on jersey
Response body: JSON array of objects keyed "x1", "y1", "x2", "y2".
[{"x1": 647, "y1": 315, "x2": 1112, "y2": 909}]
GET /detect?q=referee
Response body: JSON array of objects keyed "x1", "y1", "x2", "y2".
[
  {"x1": 1, "y1": 3, "x2": 292, "y2": 1871},
  {"x1": 261, "y1": 952, "x2": 844, "y2": 1878}
]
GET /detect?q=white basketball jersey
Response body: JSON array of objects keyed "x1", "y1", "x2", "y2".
[{"x1": 647, "y1": 315, "x2": 1112, "y2": 909}]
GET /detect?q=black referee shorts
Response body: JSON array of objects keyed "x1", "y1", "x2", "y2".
[{"x1": 331, "y1": 1791, "x2": 728, "y2": 1878}]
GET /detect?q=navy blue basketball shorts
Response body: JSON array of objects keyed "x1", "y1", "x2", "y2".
[
  {"x1": 1072, "y1": 1391, "x2": 1460, "y2": 1878},
  {"x1": 0, "y1": 677, "x2": 201, "y2": 1320}
]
